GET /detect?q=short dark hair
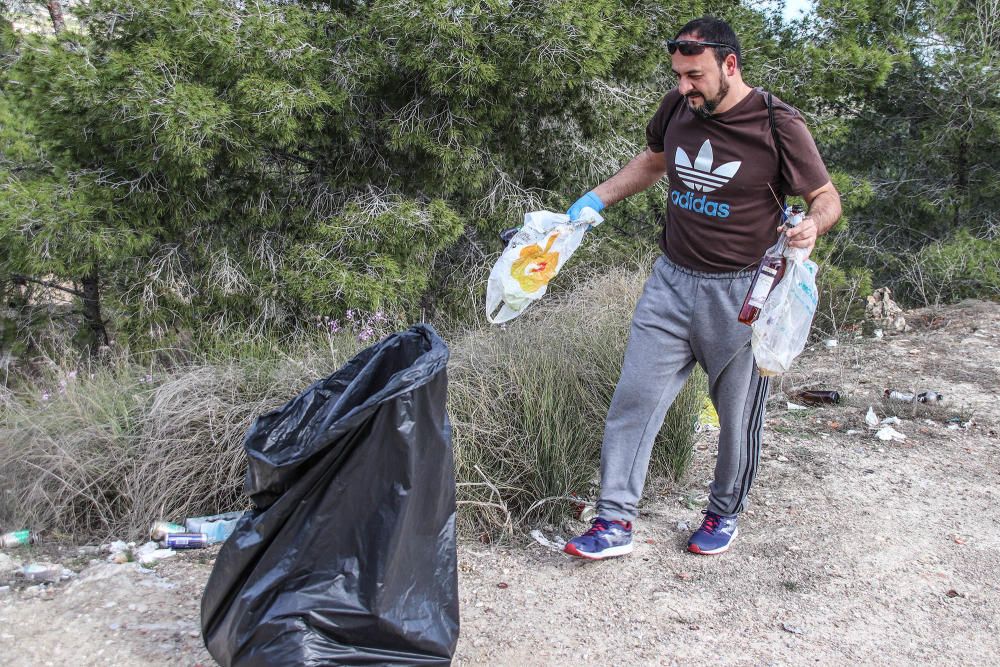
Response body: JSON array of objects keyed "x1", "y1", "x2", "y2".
[{"x1": 674, "y1": 16, "x2": 741, "y2": 69}]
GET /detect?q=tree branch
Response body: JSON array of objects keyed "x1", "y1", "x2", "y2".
[
  {"x1": 10, "y1": 274, "x2": 84, "y2": 298},
  {"x1": 46, "y1": 1, "x2": 65, "y2": 35}
]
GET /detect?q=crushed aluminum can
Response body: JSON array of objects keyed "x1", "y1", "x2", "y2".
[
  {"x1": 149, "y1": 521, "x2": 186, "y2": 542},
  {"x1": 884, "y1": 389, "x2": 944, "y2": 404},
  {"x1": 162, "y1": 533, "x2": 209, "y2": 549},
  {"x1": 0, "y1": 530, "x2": 38, "y2": 549},
  {"x1": 884, "y1": 389, "x2": 916, "y2": 403}
]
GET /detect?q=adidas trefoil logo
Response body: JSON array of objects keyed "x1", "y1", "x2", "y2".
[{"x1": 674, "y1": 140, "x2": 741, "y2": 193}]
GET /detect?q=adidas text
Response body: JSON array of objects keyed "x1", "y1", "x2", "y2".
[{"x1": 670, "y1": 190, "x2": 731, "y2": 218}]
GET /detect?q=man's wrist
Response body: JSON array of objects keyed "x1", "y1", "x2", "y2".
[
  {"x1": 581, "y1": 191, "x2": 605, "y2": 212},
  {"x1": 567, "y1": 191, "x2": 605, "y2": 220}
]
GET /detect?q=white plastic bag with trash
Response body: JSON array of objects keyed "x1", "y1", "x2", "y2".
[
  {"x1": 751, "y1": 246, "x2": 819, "y2": 376},
  {"x1": 486, "y1": 208, "x2": 603, "y2": 323}
]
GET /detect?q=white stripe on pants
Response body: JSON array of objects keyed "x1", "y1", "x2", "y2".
[{"x1": 597, "y1": 256, "x2": 770, "y2": 521}]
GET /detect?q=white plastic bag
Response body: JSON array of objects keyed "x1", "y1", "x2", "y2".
[
  {"x1": 751, "y1": 246, "x2": 819, "y2": 376},
  {"x1": 485, "y1": 208, "x2": 603, "y2": 323}
]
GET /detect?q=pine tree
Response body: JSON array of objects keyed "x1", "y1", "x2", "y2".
[
  {"x1": 0, "y1": 0, "x2": 919, "y2": 350},
  {"x1": 820, "y1": 0, "x2": 999, "y2": 286}
]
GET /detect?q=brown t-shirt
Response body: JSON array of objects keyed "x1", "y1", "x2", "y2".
[{"x1": 645, "y1": 87, "x2": 830, "y2": 272}]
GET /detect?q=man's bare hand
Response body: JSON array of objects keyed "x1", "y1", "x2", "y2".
[{"x1": 782, "y1": 215, "x2": 819, "y2": 254}]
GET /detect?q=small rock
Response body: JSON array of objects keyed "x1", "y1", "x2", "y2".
[
  {"x1": 776, "y1": 455, "x2": 789, "y2": 463},
  {"x1": 0, "y1": 553, "x2": 18, "y2": 573},
  {"x1": 105, "y1": 541, "x2": 128, "y2": 555},
  {"x1": 782, "y1": 622, "x2": 805, "y2": 635},
  {"x1": 866, "y1": 287, "x2": 907, "y2": 332}
]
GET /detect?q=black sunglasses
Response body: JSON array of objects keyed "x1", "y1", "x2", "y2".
[{"x1": 667, "y1": 39, "x2": 734, "y2": 56}]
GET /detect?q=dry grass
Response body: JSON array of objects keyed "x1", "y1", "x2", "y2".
[
  {"x1": 0, "y1": 343, "x2": 355, "y2": 541},
  {"x1": 447, "y1": 263, "x2": 706, "y2": 538},
  {"x1": 0, "y1": 265, "x2": 707, "y2": 542}
]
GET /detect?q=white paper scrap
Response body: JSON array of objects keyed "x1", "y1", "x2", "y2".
[{"x1": 875, "y1": 426, "x2": 906, "y2": 442}]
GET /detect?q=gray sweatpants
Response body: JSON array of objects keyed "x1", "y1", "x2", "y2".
[{"x1": 597, "y1": 256, "x2": 770, "y2": 521}]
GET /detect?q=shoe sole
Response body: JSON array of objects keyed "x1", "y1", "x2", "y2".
[
  {"x1": 563, "y1": 542, "x2": 634, "y2": 560},
  {"x1": 687, "y1": 526, "x2": 738, "y2": 555}
]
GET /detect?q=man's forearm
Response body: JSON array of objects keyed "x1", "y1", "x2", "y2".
[
  {"x1": 806, "y1": 187, "x2": 842, "y2": 236},
  {"x1": 592, "y1": 149, "x2": 666, "y2": 207}
]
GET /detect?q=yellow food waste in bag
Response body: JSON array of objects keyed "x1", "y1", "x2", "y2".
[{"x1": 486, "y1": 209, "x2": 602, "y2": 324}]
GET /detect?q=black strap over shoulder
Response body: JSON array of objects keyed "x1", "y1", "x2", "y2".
[{"x1": 767, "y1": 91, "x2": 785, "y2": 191}]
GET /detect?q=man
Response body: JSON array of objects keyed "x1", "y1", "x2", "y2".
[{"x1": 563, "y1": 16, "x2": 841, "y2": 559}]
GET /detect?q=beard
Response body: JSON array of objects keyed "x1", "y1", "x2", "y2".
[{"x1": 687, "y1": 71, "x2": 730, "y2": 119}]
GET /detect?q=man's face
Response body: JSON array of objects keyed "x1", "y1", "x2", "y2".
[{"x1": 670, "y1": 38, "x2": 731, "y2": 119}]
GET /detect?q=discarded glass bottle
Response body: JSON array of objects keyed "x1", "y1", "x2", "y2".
[
  {"x1": 738, "y1": 205, "x2": 805, "y2": 326},
  {"x1": 0, "y1": 530, "x2": 38, "y2": 548},
  {"x1": 797, "y1": 390, "x2": 841, "y2": 405}
]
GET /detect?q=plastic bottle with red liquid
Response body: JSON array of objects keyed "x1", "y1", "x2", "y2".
[{"x1": 738, "y1": 204, "x2": 805, "y2": 326}]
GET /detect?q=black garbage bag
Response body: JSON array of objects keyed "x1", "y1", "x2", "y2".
[{"x1": 201, "y1": 324, "x2": 458, "y2": 666}]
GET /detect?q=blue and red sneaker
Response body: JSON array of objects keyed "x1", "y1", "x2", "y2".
[
  {"x1": 687, "y1": 510, "x2": 738, "y2": 555},
  {"x1": 564, "y1": 517, "x2": 633, "y2": 560}
]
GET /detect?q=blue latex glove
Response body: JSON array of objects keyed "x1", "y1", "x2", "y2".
[{"x1": 567, "y1": 191, "x2": 605, "y2": 221}]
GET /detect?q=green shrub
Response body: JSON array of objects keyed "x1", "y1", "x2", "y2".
[
  {"x1": 0, "y1": 334, "x2": 361, "y2": 540},
  {"x1": 447, "y1": 262, "x2": 706, "y2": 537},
  {"x1": 0, "y1": 266, "x2": 709, "y2": 541},
  {"x1": 814, "y1": 262, "x2": 873, "y2": 337},
  {"x1": 894, "y1": 230, "x2": 1000, "y2": 306}
]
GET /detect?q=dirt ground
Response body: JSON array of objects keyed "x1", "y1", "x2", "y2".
[{"x1": 1, "y1": 299, "x2": 998, "y2": 666}]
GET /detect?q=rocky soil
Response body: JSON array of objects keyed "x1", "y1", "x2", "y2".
[{"x1": 1, "y1": 300, "x2": 998, "y2": 666}]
